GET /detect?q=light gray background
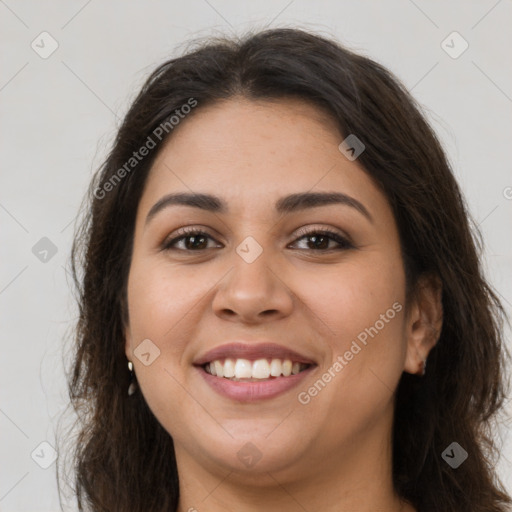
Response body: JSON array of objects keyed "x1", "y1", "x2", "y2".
[{"x1": 1, "y1": 1, "x2": 511, "y2": 510}]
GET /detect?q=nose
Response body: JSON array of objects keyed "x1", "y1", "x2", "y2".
[{"x1": 211, "y1": 246, "x2": 294, "y2": 324}]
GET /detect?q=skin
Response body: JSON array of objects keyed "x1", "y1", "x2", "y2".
[{"x1": 124, "y1": 97, "x2": 442, "y2": 512}]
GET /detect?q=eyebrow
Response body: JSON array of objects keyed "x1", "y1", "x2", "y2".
[{"x1": 145, "y1": 191, "x2": 373, "y2": 226}]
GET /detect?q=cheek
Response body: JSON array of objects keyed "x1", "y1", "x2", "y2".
[
  {"x1": 126, "y1": 257, "x2": 211, "y2": 344},
  {"x1": 124, "y1": 259, "x2": 204, "y2": 405},
  {"x1": 302, "y1": 254, "x2": 407, "y2": 424},
  {"x1": 125, "y1": 259, "x2": 210, "y2": 435},
  {"x1": 316, "y1": 256, "x2": 406, "y2": 384},
  {"x1": 299, "y1": 253, "x2": 407, "y2": 401},
  {"x1": 297, "y1": 254, "x2": 406, "y2": 347}
]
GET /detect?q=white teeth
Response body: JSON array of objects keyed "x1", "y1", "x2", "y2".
[
  {"x1": 252, "y1": 359, "x2": 271, "y2": 379},
  {"x1": 214, "y1": 361, "x2": 224, "y2": 378},
  {"x1": 234, "y1": 359, "x2": 253, "y2": 379},
  {"x1": 270, "y1": 358, "x2": 282, "y2": 377},
  {"x1": 223, "y1": 358, "x2": 235, "y2": 378},
  {"x1": 205, "y1": 358, "x2": 310, "y2": 379}
]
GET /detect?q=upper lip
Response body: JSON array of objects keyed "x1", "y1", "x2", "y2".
[{"x1": 193, "y1": 342, "x2": 317, "y2": 366}]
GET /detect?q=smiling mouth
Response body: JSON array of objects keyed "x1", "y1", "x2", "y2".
[{"x1": 203, "y1": 358, "x2": 313, "y2": 381}]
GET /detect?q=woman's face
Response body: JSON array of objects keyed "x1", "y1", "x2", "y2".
[{"x1": 125, "y1": 97, "x2": 412, "y2": 479}]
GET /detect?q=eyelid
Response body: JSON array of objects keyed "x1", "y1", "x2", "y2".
[
  {"x1": 161, "y1": 225, "x2": 222, "y2": 248},
  {"x1": 166, "y1": 224, "x2": 220, "y2": 239},
  {"x1": 292, "y1": 224, "x2": 352, "y2": 243}
]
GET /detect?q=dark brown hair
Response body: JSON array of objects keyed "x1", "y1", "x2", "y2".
[{"x1": 62, "y1": 27, "x2": 512, "y2": 511}]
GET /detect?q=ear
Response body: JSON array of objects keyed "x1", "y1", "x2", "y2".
[{"x1": 403, "y1": 273, "x2": 443, "y2": 375}]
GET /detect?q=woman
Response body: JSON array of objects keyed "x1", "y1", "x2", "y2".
[{"x1": 64, "y1": 28, "x2": 512, "y2": 511}]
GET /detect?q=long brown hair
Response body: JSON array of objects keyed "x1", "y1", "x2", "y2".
[{"x1": 61, "y1": 28, "x2": 512, "y2": 511}]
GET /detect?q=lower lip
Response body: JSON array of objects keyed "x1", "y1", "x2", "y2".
[{"x1": 196, "y1": 365, "x2": 316, "y2": 402}]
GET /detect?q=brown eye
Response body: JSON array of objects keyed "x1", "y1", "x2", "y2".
[
  {"x1": 290, "y1": 229, "x2": 354, "y2": 251},
  {"x1": 162, "y1": 229, "x2": 220, "y2": 251},
  {"x1": 162, "y1": 227, "x2": 354, "y2": 253}
]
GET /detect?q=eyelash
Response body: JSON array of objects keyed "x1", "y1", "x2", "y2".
[{"x1": 161, "y1": 226, "x2": 354, "y2": 253}]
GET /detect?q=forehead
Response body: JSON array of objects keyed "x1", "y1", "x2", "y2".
[{"x1": 137, "y1": 97, "x2": 389, "y2": 222}]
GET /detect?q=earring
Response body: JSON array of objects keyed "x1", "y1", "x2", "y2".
[
  {"x1": 421, "y1": 357, "x2": 427, "y2": 376},
  {"x1": 127, "y1": 360, "x2": 138, "y2": 396}
]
